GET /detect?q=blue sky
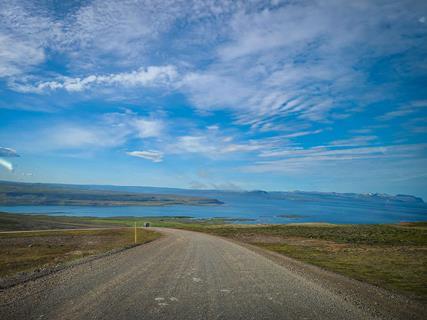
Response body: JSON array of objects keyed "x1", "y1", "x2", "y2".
[{"x1": 0, "y1": 0, "x2": 427, "y2": 197}]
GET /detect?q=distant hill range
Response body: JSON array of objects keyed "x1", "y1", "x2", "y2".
[
  {"x1": 245, "y1": 190, "x2": 424, "y2": 204},
  {"x1": 0, "y1": 180, "x2": 423, "y2": 207},
  {"x1": 0, "y1": 181, "x2": 223, "y2": 207}
]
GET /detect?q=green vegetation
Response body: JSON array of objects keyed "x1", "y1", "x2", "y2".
[
  {"x1": 0, "y1": 228, "x2": 160, "y2": 278},
  {"x1": 0, "y1": 181, "x2": 222, "y2": 206}
]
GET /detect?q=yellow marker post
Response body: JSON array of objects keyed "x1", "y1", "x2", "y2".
[{"x1": 134, "y1": 221, "x2": 137, "y2": 244}]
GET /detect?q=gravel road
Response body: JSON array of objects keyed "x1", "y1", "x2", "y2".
[{"x1": 0, "y1": 228, "x2": 424, "y2": 320}]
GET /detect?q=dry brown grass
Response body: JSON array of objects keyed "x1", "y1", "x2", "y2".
[{"x1": 0, "y1": 228, "x2": 160, "y2": 278}]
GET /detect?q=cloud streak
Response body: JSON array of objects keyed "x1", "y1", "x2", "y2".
[
  {"x1": 249, "y1": 144, "x2": 427, "y2": 173},
  {"x1": 11, "y1": 66, "x2": 178, "y2": 93},
  {"x1": 127, "y1": 150, "x2": 163, "y2": 162},
  {"x1": 170, "y1": 125, "x2": 264, "y2": 158},
  {"x1": 377, "y1": 100, "x2": 427, "y2": 121},
  {"x1": 0, "y1": 158, "x2": 13, "y2": 171}
]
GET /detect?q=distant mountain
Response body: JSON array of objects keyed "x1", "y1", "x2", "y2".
[
  {"x1": 0, "y1": 180, "x2": 423, "y2": 207},
  {"x1": 394, "y1": 194, "x2": 424, "y2": 203},
  {"x1": 245, "y1": 190, "x2": 425, "y2": 204}
]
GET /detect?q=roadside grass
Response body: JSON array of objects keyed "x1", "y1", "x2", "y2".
[
  {"x1": 175, "y1": 223, "x2": 427, "y2": 245},
  {"x1": 0, "y1": 228, "x2": 160, "y2": 278},
  {"x1": 256, "y1": 242, "x2": 426, "y2": 298},
  {"x1": 0, "y1": 212, "x2": 228, "y2": 231},
  {"x1": 0, "y1": 212, "x2": 128, "y2": 231}
]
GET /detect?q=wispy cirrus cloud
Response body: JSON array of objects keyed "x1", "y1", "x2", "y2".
[
  {"x1": 170, "y1": 125, "x2": 264, "y2": 158},
  {"x1": 328, "y1": 136, "x2": 378, "y2": 148},
  {"x1": 250, "y1": 143, "x2": 427, "y2": 173},
  {"x1": 174, "y1": 135, "x2": 261, "y2": 156},
  {"x1": 182, "y1": 0, "x2": 427, "y2": 134},
  {"x1": 377, "y1": 100, "x2": 427, "y2": 121},
  {"x1": 127, "y1": 150, "x2": 163, "y2": 162}
]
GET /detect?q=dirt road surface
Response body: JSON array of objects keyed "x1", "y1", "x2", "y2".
[{"x1": 0, "y1": 228, "x2": 424, "y2": 320}]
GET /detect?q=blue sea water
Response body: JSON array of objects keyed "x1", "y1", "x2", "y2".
[{"x1": 1, "y1": 189, "x2": 426, "y2": 224}]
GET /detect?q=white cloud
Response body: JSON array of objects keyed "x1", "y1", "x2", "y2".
[
  {"x1": 165, "y1": 125, "x2": 319, "y2": 159},
  {"x1": 173, "y1": 134, "x2": 261, "y2": 157},
  {"x1": 133, "y1": 119, "x2": 164, "y2": 138},
  {"x1": 62, "y1": 0, "x2": 193, "y2": 67},
  {"x1": 0, "y1": 0, "x2": 179, "y2": 77},
  {"x1": 0, "y1": 34, "x2": 45, "y2": 77},
  {"x1": 127, "y1": 150, "x2": 163, "y2": 162},
  {"x1": 0, "y1": 0, "x2": 241, "y2": 78},
  {"x1": 0, "y1": 158, "x2": 13, "y2": 171},
  {"x1": 103, "y1": 110, "x2": 165, "y2": 139},
  {"x1": 0, "y1": 1, "x2": 63, "y2": 77},
  {"x1": 181, "y1": 72, "x2": 253, "y2": 111},
  {"x1": 218, "y1": 6, "x2": 324, "y2": 61},
  {"x1": 11, "y1": 65, "x2": 178, "y2": 93}
]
